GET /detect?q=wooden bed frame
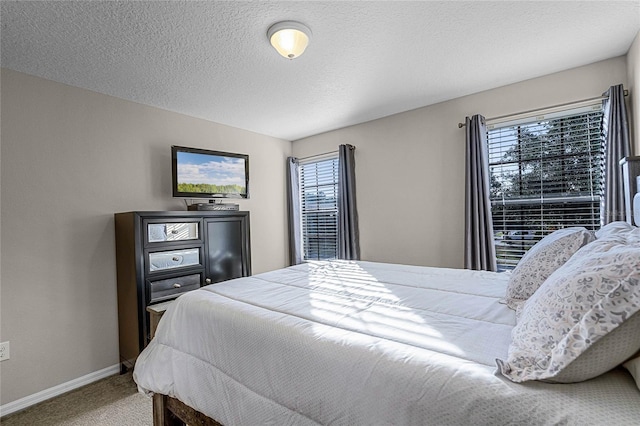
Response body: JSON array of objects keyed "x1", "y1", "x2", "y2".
[
  {"x1": 148, "y1": 310, "x2": 221, "y2": 425},
  {"x1": 153, "y1": 393, "x2": 221, "y2": 426},
  {"x1": 153, "y1": 393, "x2": 222, "y2": 426}
]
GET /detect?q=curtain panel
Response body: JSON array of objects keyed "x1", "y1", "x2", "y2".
[
  {"x1": 464, "y1": 115, "x2": 497, "y2": 271},
  {"x1": 286, "y1": 157, "x2": 303, "y2": 265},
  {"x1": 337, "y1": 144, "x2": 360, "y2": 260},
  {"x1": 601, "y1": 84, "x2": 631, "y2": 225}
]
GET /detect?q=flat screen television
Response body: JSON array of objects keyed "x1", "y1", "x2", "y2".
[{"x1": 171, "y1": 145, "x2": 249, "y2": 199}]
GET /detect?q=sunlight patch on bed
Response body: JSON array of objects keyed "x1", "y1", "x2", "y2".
[{"x1": 307, "y1": 261, "x2": 465, "y2": 357}]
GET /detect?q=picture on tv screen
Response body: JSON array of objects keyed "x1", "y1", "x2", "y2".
[{"x1": 172, "y1": 146, "x2": 249, "y2": 198}]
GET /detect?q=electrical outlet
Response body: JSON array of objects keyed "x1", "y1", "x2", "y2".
[{"x1": 0, "y1": 341, "x2": 10, "y2": 361}]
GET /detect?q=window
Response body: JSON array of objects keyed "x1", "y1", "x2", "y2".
[
  {"x1": 299, "y1": 155, "x2": 339, "y2": 260},
  {"x1": 488, "y1": 105, "x2": 604, "y2": 270}
]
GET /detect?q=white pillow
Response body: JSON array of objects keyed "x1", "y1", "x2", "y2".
[
  {"x1": 623, "y1": 356, "x2": 640, "y2": 391},
  {"x1": 595, "y1": 221, "x2": 640, "y2": 245},
  {"x1": 595, "y1": 221, "x2": 634, "y2": 239},
  {"x1": 501, "y1": 227, "x2": 594, "y2": 310},
  {"x1": 497, "y1": 238, "x2": 640, "y2": 383}
]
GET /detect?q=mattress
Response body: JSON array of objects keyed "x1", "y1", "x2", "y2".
[{"x1": 133, "y1": 260, "x2": 640, "y2": 425}]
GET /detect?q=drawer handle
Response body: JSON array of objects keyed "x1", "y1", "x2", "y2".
[
  {"x1": 173, "y1": 283, "x2": 182, "y2": 288},
  {"x1": 205, "y1": 278, "x2": 212, "y2": 284},
  {"x1": 171, "y1": 230, "x2": 179, "y2": 234},
  {"x1": 172, "y1": 256, "x2": 180, "y2": 261}
]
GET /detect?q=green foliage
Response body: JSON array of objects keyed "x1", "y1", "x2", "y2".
[
  {"x1": 178, "y1": 183, "x2": 246, "y2": 195},
  {"x1": 489, "y1": 112, "x2": 604, "y2": 269},
  {"x1": 490, "y1": 112, "x2": 603, "y2": 200}
]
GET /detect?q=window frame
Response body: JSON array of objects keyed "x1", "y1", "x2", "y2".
[
  {"x1": 486, "y1": 102, "x2": 604, "y2": 270},
  {"x1": 298, "y1": 154, "x2": 340, "y2": 261}
]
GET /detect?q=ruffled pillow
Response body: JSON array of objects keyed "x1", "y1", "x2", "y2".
[
  {"x1": 501, "y1": 227, "x2": 594, "y2": 310},
  {"x1": 623, "y1": 356, "x2": 640, "y2": 391},
  {"x1": 497, "y1": 238, "x2": 640, "y2": 383}
]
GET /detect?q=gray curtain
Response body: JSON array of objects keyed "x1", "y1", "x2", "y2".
[
  {"x1": 286, "y1": 157, "x2": 303, "y2": 265},
  {"x1": 338, "y1": 144, "x2": 360, "y2": 260},
  {"x1": 464, "y1": 115, "x2": 497, "y2": 271},
  {"x1": 601, "y1": 84, "x2": 631, "y2": 225}
]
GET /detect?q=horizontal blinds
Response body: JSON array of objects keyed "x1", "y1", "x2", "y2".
[
  {"x1": 300, "y1": 156, "x2": 339, "y2": 260},
  {"x1": 488, "y1": 108, "x2": 603, "y2": 270}
]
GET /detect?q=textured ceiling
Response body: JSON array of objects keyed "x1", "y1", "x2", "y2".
[{"x1": 1, "y1": 1, "x2": 639, "y2": 141}]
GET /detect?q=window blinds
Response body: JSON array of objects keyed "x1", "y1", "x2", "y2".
[
  {"x1": 487, "y1": 107, "x2": 604, "y2": 270},
  {"x1": 300, "y1": 156, "x2": 339, "y2": 260}
]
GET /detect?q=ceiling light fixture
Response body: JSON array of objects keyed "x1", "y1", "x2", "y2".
[{"x1": 267, "y1": 21, "x2": 311, "y2": 59}]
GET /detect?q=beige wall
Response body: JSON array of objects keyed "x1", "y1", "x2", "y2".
[
  {"x1": 627, "y1": 30, "x2": 640, "y2": 154},
  {"x1": 0, "y1": 69, "x2": 291, "y2": 405},
  {"x1": 292, "y1": 57, "x2": 630, "y2": 269}
]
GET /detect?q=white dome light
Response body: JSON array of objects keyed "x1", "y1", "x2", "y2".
[{"x1": 267, "y1": 21, "x2": 311, "y2": 59}]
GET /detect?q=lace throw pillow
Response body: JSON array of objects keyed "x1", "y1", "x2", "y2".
[
  {"x1": 497, "y1": 239, "x2": 640, "y2": 383},
  {"x1": 501, "y1": 227, "x2": 594, "y2": 310}
]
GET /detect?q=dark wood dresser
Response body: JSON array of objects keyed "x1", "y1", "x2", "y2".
[{"x1": 114, "y1": 210, "x2": 251, "y2": 372}]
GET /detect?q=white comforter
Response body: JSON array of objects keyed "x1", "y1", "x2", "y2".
[{"x1": 133, "y1": 260, "x2": 640, "y2": 425}]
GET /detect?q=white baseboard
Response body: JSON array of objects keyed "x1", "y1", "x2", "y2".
[{"x1": 0, "y1": 364, "x2": 121, "y2": 417}]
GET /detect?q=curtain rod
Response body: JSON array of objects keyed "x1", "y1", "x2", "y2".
[
  {"x1": 297, "y1": 149, "x2": 339, "y2": 161},
  {"x1": 457, "y1": 89, "x2": 628, "y2": 128}
]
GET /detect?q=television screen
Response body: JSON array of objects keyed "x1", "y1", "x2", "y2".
[{"x1": 171, "y1": 145, "x2": 249, "y2": 199}]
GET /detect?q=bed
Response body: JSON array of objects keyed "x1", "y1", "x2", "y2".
[{"x1": 133, "y1": 232, "x2": 640, "y2": 425}]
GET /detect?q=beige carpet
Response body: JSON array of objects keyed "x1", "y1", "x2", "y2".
[{"x1": 1, "y1": 372, "x2": 152, "y2": 426}]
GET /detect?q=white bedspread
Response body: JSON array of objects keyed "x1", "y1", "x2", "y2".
[{"x1": 133, "y1": 260, "x2": 640, "y2": 425}]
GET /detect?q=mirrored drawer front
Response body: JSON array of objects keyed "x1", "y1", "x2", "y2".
[
  {"x1": 147, "y1": 222, "x2": 199, "y2": 243},
  {"x1": 148, "y1": 248, "x2": 201, "y2": 272},
  {"x1": 149, "y1": 273, "x2": 201, "y2": 304}
]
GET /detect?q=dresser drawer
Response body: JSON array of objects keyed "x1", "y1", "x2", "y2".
[
  {"x1": 149, "y1": 273, "x2": 201, "y2": 303},
  {"x1": 146, "y1": 221, "x2": 199, "y2": 243},
  {"x1": 148, "y1": 247, "x2": 201, "y2": 272}
]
